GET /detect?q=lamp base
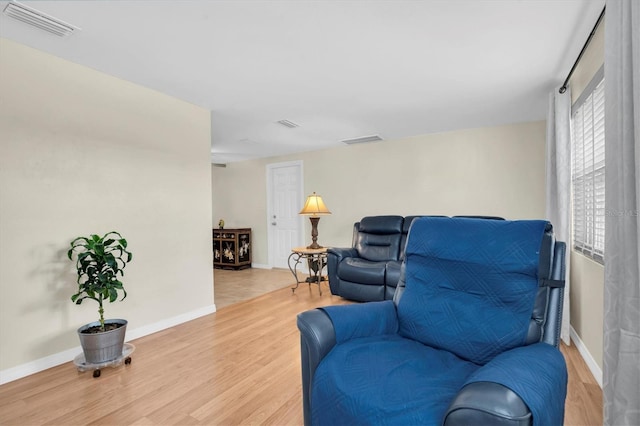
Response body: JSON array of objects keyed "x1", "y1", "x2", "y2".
[{"x1": 307, "y1": 217, "x2": 323, "y2": 250}]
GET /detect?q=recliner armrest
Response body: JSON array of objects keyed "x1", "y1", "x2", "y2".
[
  {"x1": 297, "y1": 309, "x2": 337, "y2": 372},
  {"x1": 297, "y1": 302, "x2": 399, "y2": 426},
  {"x1": 327, "y1": 247, "x2": 358, "y2": 295},
  {"x1": 444, "y1": 343, "x2": 567, "y2": 426},
  {"x1": 297, "y1": 309, "x2": 337, "y2": 426},
  {"x1": 444, "y1": 382, "x2": 532, "y2": 426},
  {"x1": 327, "y1": 247, "x2": 358, "y2": 261},
  {"x1": 319, "y1": 301, "x2": 398, "y2": 343}
]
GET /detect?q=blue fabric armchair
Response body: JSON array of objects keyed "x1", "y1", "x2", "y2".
[{"x1": 297, "y1": 217, "x2": 567, "y2": 426}]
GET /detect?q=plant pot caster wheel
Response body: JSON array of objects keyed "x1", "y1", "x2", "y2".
[{"x1": 91, "y1": 356, "x2": 131, "y2": 378}]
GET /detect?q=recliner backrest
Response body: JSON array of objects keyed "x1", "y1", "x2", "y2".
[
  {"x1": 393, "y1": 238, "x2": 566, "y2": 348},
  {"x1": 394, "y1": 217, "x2": 566, "y2": 364},
  {"x1": 399, "y1": 216, "x2": 450, "y2": 261},
  {"x1": 353, "y1": 215, "x2": 403, "y2": 262}
]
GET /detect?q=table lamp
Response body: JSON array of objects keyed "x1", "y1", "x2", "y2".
[{"x1": 299, "y1": 192, "x2": 331, "y2": 249}]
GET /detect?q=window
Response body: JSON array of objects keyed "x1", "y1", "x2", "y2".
[{"x1": 571, "y1": 77, "x2": 605, "y2": 263}]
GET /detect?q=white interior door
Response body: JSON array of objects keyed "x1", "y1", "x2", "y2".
[{"x1": 267, "y1": 161, "x2": 304, "y2": 269}]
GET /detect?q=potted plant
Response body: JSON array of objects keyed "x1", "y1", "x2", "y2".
[{"x1": 68, "y1": 231, "x2": 133, "y2": 364}]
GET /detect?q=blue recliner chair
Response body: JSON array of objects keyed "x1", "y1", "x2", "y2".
[{"x1": 297, "y1": 217, "x2": 567, "y2": 426}]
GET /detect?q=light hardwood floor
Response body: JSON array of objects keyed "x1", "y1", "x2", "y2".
[
  {"x1": 0, "y1": 268, "x2": 602, "y2": 425},
  {"x1": 213, "y1": 267, "x2": 297, "y2": 309}
]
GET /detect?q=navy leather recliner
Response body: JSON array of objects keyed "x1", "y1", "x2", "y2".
[
  {"x1": 327, "y1": 215, "x2": 425, "y2": 302},
  {"x1": 298, "y1": 217, "x2": 567, "y2": 426}
]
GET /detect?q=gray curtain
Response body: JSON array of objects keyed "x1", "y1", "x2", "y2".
[
  {"x1": 546, "y1": 86, "x2": 572, "y2": 345},
  {"x1": 604, "y1": 0, "x2": 640, "y2": 425}
]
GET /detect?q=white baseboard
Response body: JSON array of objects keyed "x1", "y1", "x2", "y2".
[
  {"x1": 570, "y1": 326, "x2": 603, "y2": 388},
  {"x1": 125, "y1": 304, "x2": 216, "y2": 341},
  {"x1": 249, "y1": 263, "x2": 310, "y2": 273},
  {"x1": 251, "y1": 263, "x2": 271, "y2": 269},
  {"x1": 0, "y1": 346, "x2": 82, "y2": 386},
  {"x1": 0, "y1": 304, "x2": 217, "y2": 385}
]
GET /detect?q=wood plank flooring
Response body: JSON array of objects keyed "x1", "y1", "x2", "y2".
[
  {"x1": 0, "y1": 268, "x2": 602, "y2": 425},
  {"x1": 561, "y1": 340, "x2": 604, "y2": 425},
  {"x1": 213, "y1": 267, "x2": 296, "y2": 309}
]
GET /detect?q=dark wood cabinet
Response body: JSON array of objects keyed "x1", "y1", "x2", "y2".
[{"x1": 213, "y1": 228, "x2": 251, "y2": 269}]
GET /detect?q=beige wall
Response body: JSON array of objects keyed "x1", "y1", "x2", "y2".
[
  {"x1": 0, "y1": 39, "x2": 214, "y2": 374},
  {"x1": 213, "y1": 121, "x2": 547, "y2": 266},
  {"x1": 570, "y1": 251, "x2": 604, "y2": 368},
  {"x1": 568, "y1": 22, "x2": 605, "y2": 371}
]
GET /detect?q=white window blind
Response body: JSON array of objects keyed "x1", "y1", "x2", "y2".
[{"x1": 571, "y1": 78, "x2": 605, "y2": 263}]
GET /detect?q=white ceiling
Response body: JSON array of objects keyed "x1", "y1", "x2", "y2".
[{"x1": 0, "y1": 0, "x2": 605, "y2": 164}]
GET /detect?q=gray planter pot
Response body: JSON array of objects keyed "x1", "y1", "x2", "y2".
[{"x1": 77, "y1": 319, "x2": 127, "y2": 364}]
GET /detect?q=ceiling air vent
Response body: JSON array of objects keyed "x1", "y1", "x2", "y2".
[
  {"x1": 276, "y1": 119, "x2": 299, "y2": 129},
  {"x1": 212, "y1": 163, "x2": 227, "y2": 168},
  {"x1": 341, "y1": 135, "x2": 384, "y2": 145},
  {"x1": 3, "y1": 2, "x2": 79, "y2": 37}
]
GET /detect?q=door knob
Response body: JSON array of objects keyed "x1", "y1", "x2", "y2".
[{"x1": 272, "y1": 222, "x2": 277, "y2": 226}]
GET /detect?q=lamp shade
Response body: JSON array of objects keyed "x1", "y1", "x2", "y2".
[{"x1": 299, "y1": 192, "x2": 331, "y2": 216}]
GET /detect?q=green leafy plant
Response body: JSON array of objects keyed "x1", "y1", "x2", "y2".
[{"x1": 68, "y1": 231, "x2": 133, "y2": 331}]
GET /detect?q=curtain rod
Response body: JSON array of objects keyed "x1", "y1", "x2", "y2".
[{"x1": 559, "y1": 6, "x2": 606, "y2": 94}]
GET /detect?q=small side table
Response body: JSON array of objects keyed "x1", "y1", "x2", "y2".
[{"x1": 288, "y1": 246, "x2": 328, "y2": 295}]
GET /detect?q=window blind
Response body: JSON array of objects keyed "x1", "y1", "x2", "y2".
[{"x1": 571, "y1": 78, "x2": 605, "y2": 263}]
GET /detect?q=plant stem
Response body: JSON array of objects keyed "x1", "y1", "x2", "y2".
[{"x1": 98, "y1": 301, "x2": 105, "y2": 331}]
